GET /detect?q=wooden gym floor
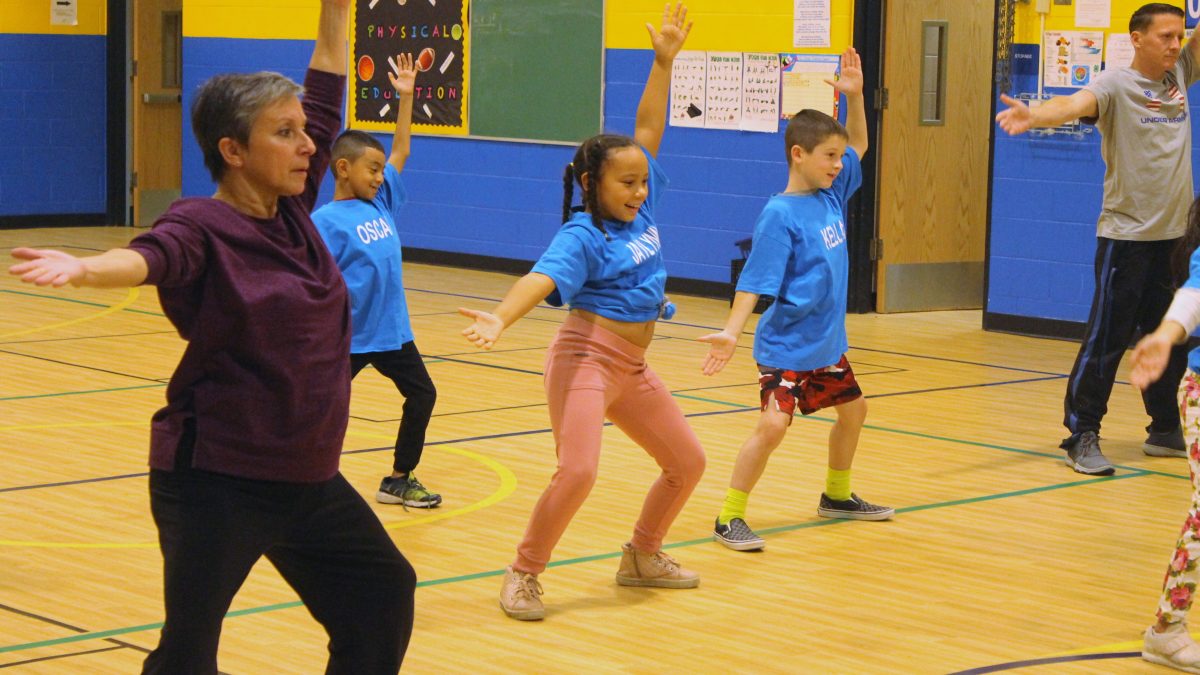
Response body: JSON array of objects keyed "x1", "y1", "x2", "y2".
[{"x1": 0, "y1": 226, "x2": 1190, "y2": 673}]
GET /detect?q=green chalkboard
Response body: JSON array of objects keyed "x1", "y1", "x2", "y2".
[{"x1": 469, "y1": 0, "x2": 603, "y2": 144}]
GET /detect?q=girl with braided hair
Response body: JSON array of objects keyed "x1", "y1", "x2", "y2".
[{"x1": 458, "y1": 2, "x2": 705, "y2": 621}]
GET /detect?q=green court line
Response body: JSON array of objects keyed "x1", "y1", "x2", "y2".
[
  {"x1": 0, "y1": 289, "x2": 163, "y2": 317},
  {"x1": 0, "y1": 384, "x2": 166, "y2": 401},
  {"x1": 676, "y1": 391, "x2": 1074, "y2": 462},
  {"x1": 0, "y1": 467, "x2": 1166, "y2": 655},
  {"x1": 0, "y1": 358, "x2": 1187, "y2": 652}
]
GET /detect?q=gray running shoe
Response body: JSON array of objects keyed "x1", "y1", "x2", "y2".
[
  {"x1": 376, "y1": 474, "x2": 442, "y2": 508},
  {"x1": 1062, "y1": 431, "x2": 1115, "y2": 475},
  {"x1": 713, "y1": 517, "x2": 766, "y2": 551},
  {"x1": 1144, "y1": 425, "x2": 1187, "y2": 458}
]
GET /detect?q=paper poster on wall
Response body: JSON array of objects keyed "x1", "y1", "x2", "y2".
[
  {"x1": 741, "y1": 53, "x2": 781, "y2": 133},
  {"x1": 780, "y1": 54, "x2": 839, "y2": 119},
  {"x1": 793, "y1": 0, "x2": 831, "y2": 48},
  {"x1": 1075, "y1": 0, "x2": 1112, "y2": 28},
  {"x1": 50, "y1": 0, "x2": 78, "y2": 26},
  {"x1": 1043, "y1": 31, "x2": 1103, "y2": 88},
  {"x1": 705, "y1": 52, "x2": 743, "y2": 130},
  {"x1": 1105, "y1": 32, "x2": 1133, "y2": 68},
  {"x1": 669, "y1": 51, "x2": 707, "y2": 128},
  {"x1": 348, "y1": 0, "x2": 469, "y2": 135}
]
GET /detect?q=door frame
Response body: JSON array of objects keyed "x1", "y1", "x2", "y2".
[
  {"x1": 849, "y1": 0, "x2": 885, "y2": 313},
  {"x1": 106, "y1": 0, "x2": 128, "y2": 226}
]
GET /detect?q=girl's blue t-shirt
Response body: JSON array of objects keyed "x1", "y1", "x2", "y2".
[
  {"x1": 311, "y1": 164, "x2": 413, "y2": 353},
  {"x1": 1184, "y1": 248, "x2": 1200, "y2": 372},
  {"x1": 735, "y1": 147, "x2": 862, "y2": 371},
  {"x1": 531, "y1": 147, "x2": 670, "y2": 323}
]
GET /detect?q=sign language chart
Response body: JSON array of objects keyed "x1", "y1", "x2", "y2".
[
  {"x1": 670, "y1": 51, "x2": 707, "y2": 128},
  {"x1": 741, "y1": 53, "x2": 781, "y2": 132},
  {"x1": 670, "y1": 51, "x2": 784, "y2": 134},
  {"x1": 705, "y1": 52, "x2": 743, "y2": 130}
]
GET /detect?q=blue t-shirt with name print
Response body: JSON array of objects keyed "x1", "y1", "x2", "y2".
[
  {"x1": 531, "y1": 147, "x2": 670, "y2": 323},
  {"x1": 1182, "y1": 247, "x2": 1200, "y2": 373},
  {"x1": 312, "y1": 163, "x2": 413, "y2": 353},
  {"x1": 735, "y1": 147, "x2": 862, "y2": 371}
]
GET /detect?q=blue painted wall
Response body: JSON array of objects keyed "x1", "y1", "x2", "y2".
[
  {"x1": 0, "y1": 34, "x2": 107, "y2": 216},
  {"x1": 989, "y1": 44, "x2": 1200, "y2": 323},
  {"x1": 183, "y1": 37, "x2": 794, "y2": 285}
]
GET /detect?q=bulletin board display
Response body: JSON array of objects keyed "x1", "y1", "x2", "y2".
[
  {"x1": 347, "y1": 0, "x2": 603, "y2": 143},
  {"x1": 348, "y1": 0, "x2": 470, "y2": 135}
]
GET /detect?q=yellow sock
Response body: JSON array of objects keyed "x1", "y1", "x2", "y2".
[
  {"x1": 825, "y1": 468, "x2": 852, "y2": 501},
  {"x1": 718, "y1": 488, "x2": 750, "y2": 525}
]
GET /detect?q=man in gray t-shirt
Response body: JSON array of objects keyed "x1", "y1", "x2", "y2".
[{"x1": 996, "y1": 3, "x2": 1198, "y2": 476}]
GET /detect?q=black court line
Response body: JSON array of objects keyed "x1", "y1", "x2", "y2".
[
  {"x1": 435, "y1": 344, "x2": 560, "y2": 359},
  {"x1": 0, "y1": 289, "x2": 163, "y2": 317},
  {"x1": 849, "y1": 344, "x2": 1070, "y2": 378},
  {"x1": 431, "y1": 354, "x2": 545, "y2": 376},
  {"x1": 3, "y1": 373, "x2": 1142, "y2": 493},
  {"x1": 0, "y1": 330, "x2": 175, "y2": 346},
  {"x1": 0, "y1": 602, "x2": 151, "y2": 657},
  {"x1": 0, "y1": 349, "x2": 165, "y2": 383},
  {"x1": 402, "y1": 284, "x2": 1074, "y2": 379},
  {"x1": 946, "y1": 651, "x2": 1142, "y2": 673},
  {"x1": 349, "y1": 364, "x2": 902, "y2": 425},
  {"x1": 8, "y1": 280, "x2": 1073, "y2": 380},
  {"x1": 351, "y1": 401, "x2": 548, "y2": 424},
  {"x1": 23, "y1": 244, "x2": 111, "y2": 253},
  {"x1": 0, "y1": 645, "x2": 127, "y2": 668},
  {"x1": 868, "y1": 374, "x2": 1067, "y2": 399},
  {"x1": 0, "y1": 473, "x2": 149, "y2": 494}
]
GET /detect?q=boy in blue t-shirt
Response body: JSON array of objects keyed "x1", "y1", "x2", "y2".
[
  {"x1": 699, "y1": 47, "x2": 891, "y2": 551},
  {"x1": 312, "y1": 53, "x2": 441, "y2": 508}
]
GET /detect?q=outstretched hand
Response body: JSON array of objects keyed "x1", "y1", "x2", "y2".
[
  {"x1": 824, "y1": 47, "x2": 863, "y2": 96},
  {"x1": 646, "y1": 2, "x2": 693, "y2": 64},
  {"x1": 995, "y1": 93, "x2": 1033, "y2": 135},
  {"x1": 1130, "y1": 333, "x2": 1173, "y2": 391},
  {"x1": 388, "y1": 52, "x2": 417, "y2": 96},
  {"x1": 459, "y1": 307, "x2": 504, "y2": 350},
  {"x1": 696, "y1": 330, "x2": 738, "y2": 376},
  {"x1": 9, "y1": 248, "x2": 85, "y2": 287}
]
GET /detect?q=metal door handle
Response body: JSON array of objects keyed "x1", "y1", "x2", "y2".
[{"x1": 142, "y1": 93, "x2": 181, "y2": 104}]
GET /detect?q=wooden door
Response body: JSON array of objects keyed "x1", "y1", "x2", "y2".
[
  {"x1": 876, "y1": 0, "x2": 993, "y2": 312},
  {"x1": 132, "y1": 0, "x2": 183, "y2": 227}
]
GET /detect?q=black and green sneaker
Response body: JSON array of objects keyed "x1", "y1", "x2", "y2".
[{"x1": 377, "y1": 474, "x2": 442, "y2": 508}]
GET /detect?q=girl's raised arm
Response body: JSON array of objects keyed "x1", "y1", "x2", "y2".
[{"x1": 634, "y1": 2, "x2": 692, "y2": 157}]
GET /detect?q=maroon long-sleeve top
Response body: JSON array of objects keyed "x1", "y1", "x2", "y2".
[{"x1": 128, "y1": 69, "x2": 351, "y2": 482}]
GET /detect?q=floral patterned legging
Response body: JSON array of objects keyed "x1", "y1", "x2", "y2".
[{"x1": 1158, "y1": 371, "x2": 1200, "y2": 626}]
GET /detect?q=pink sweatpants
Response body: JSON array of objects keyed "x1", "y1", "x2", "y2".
[{"x1": 513, "y1": 314, "x2": 706, "y2": 574}]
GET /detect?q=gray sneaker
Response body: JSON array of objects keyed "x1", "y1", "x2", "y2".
[
  {"x1": 817, "y1": 493, "x2": 894, "y2": 521},
  {"x1": 1145, "y1": 425, "x2": 1187, "y2": 458},
  {"x1": 1062, "y1": 431, "x2": 1114, "y2": 475},
  {"x1": 713, "y1": 517, "x2": 766, "y2": 551}
]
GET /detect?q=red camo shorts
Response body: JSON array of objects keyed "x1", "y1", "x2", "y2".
[{"x1": 758, "y1": 354, "x2": 863, "y2": 417}]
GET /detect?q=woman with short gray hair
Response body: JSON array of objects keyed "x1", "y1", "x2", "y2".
[{"x1": 8, "y1": 1, "x2": 415, "y2": 672}]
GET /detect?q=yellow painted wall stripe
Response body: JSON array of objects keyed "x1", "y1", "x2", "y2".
[
  {"x1": 1015, "y1": 0, "x2": 1179, "y2": 43},
  {"x1": 0, "y1": 0, "x2": 106, "y2": 35},
  {"x1": 605, "y1": 0, "x2": 854, "y2": 53},
  {"x1": 184, "y1": 0, "x2": 855, "y2": 52},
  {"x1": 184, "y1": 0, "x2": 318, "y2": 40}
]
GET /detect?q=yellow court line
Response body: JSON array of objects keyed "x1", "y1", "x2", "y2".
[
  {"x1": 0, "y1": 288, "x2": 141, "y2": 340},
  {"x1": 0, "y1": 425, "x2": 515, "y2": 547},
  {"x1": 345, "y1": 429, "x2": 517, "y2": 530}
]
